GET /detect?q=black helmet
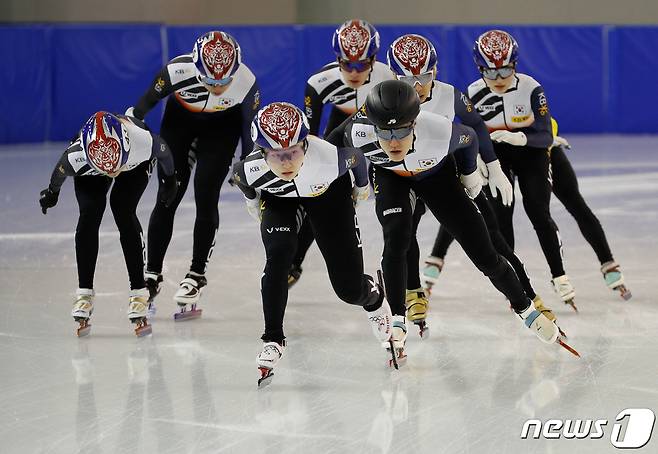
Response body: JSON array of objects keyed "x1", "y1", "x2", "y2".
[{"x1": 365, "y1": 80, "x2": 420, "y2": 129}]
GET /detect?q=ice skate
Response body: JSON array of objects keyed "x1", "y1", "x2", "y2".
[
  {"x1": 601, "y1": 261, "x2": 632, "y2": 301},
  {"x1": 518, "y1": 300, "x2": 580, "y2": 358},
  {"x1": 128, "y1": 288, "x2": 152, "y2": 337},
  {"x1": 385, "y1": 316, "x2": 408, "y2": 369},
  {"x1": 72, "y1": 288, "x2": 94, "y2": 337},
  {"x1": 257, "y1": 341, "x2": 285, "y2": 388},
  {"x1": 421, "y1": 256, "x2": 443, "y2": 295},
  {"x1": 551, "y1": 275, "x2": 577, "y2": 312},
  {"x1": 287, "y1": 264, "x2": 303, "y2": 288},
  {"x1": 405, "y1": 288, "x2": 430, "y2": 339},
  {"x1": 144, "y1": 271, "x2": 162, "y2": 318},
  {"x1": 366, "y1": 297, "x2": 393, "y2": 343},
  {"x1": 533, "y1": 295, "x2": 566, "y2": 338},
  {"x1": 173, "y1": 273, "x2": 205, "y2": 321}
]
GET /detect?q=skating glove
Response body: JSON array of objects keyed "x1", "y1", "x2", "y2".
[
  {"x1": 485, "y1": 160, "x2": 513, "y2": 206},
  {"x1": 124, "y1": 106, "x2": 137, "y2": 119},
  {"x1": 39, "y1": 187, "x2": 59, "y2": 214},
  {"x1": 460, "y1": 171, "x2": 483, "y2": 199},
  {"x1": 245, "y1": 195, "x2": 261, "y2": 222},
  {"x1": 160, "y1": 173, "x2": 179, "y2": 207},
  {"x1": 490, "y1": 130, "x2": 527, "y2": 147},
  {"x1": 477, "y1": 155, "x2": 489, "y2": 184},
  {"x1": 553, "y1": 135, "x2": 571, "y2": 149},
  {"x1": 352, "y1": 185, "x2": 370, "y2": 207}
]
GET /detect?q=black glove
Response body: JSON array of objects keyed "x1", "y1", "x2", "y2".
[
  {"x1": 39, "y1": 187, "x2": 59, "y2": 214},
  {"x1": 160, "y1": 174, "x2": 179, "y2": 207}
]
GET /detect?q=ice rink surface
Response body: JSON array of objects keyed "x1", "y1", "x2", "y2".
[{"x1": 1, "y1": 136, "x2": 657, "y2": 454}]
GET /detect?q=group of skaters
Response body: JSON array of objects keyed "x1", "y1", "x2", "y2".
[{"x1": 39, "y1": 20, "x2": 630, "y2": 386}]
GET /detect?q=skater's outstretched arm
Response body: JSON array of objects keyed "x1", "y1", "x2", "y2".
[
  {"x1": 304, "y1": 81, "x2": 325, "y2": 136},
  {"x1": 449, "y1": 123, "x2": 479, "y2": 176},
  {"x1": 239, "y1": 82, "x2": 260, "y2": 159},
  {"x1": 39, "y1": 140, "x2": 80, "y2": 214},
  {"x1": 453, "y1": 88, "x2": 496, "y2": 163}
]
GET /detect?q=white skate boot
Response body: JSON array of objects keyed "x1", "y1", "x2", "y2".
[
  {"x1": 601, "y1": 261, "x2": 632, "y2": 300},
  {"x1": 366, "y1": 298, "x2": 393, "y2": 343},
  {"x1": 386, "y1": 315, "x2": 408, "y2": 369},
  {"x1": 128, "y1": 288, "x2": 151, "y2": 337},
  {"x1": 72, "y1": 288, "x2": 94, "y2": 337},
  {"x1": 173, "y1": 272, "x2": 205, "y2": 321},
  {"x1": 518, "y1": 300, "x2": 580, "y2": 357},
  {"x1": 257, "y1": 341, "x2": 286, "y2": 388},
  {"x1": 551, "y1": 274, "x2": 577, "y2": 312},
  {"x1": 533, "y1": 295, "x2": 566, "y2": 338},
  {"x1": 421, "y1": 256, "x2": 444, "y2": 295}
]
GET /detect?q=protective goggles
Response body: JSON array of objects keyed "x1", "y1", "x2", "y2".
[
  {"x1": 374, "y1": 124, "x2": 414, "y2": 141},
  {"x1": 479, "y1": 66, "x2": 515, "y2": 80},
  {"x1": 396, "y1": 71, "x2": 434, "y2": 87},
  {"x1": 338, "y1": 58, "x2": 373, "y2": 73},
  {"x1": 198, "y1": 74, "x2": 233, "y2": 87}
]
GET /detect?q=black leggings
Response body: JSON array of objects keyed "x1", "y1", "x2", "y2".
[
  {"x1": 74, "y1": 161, "x2": 151, "y2": 290},
  {"x1": 373, "y1": 159, "x2": 529, "y2": 317},
  {"x1": 489, "y1": 144, "x2": 565, "y2": 278},
  {"x1": 431, "y1": 146, "x2": 614, "y2": 275},
  {"x1": 422, "y1": 188, "x2": 536, "y2": 299},
  {"x1": 260, "y1": 173, "x2": 380, "y2": 343},
  {"x1": 551, "y1": 145, "x2": 613, "y2": 264},
  {"x1": 147, "y1": 98, "x2": 241, "y2": 275}
]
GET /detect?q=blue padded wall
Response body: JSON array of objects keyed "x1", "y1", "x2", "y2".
[{"x1": 1, "y1": 24, "x2": 657, "y2": 143}]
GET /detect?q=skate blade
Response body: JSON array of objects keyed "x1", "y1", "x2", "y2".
[
  {"x1": 76, "y1": 323, "x2": 91, "y2": 337},
  {"x1": 415, "y1": 321, "x2": 430, "y2": 340},
  {"x1": 616, "y1": 285, "x2": 632, "y2": 301},
  {"x1": 132, "y1": 320, "x2": 152, "y2": 337},
  {"x1": 557, "y1": 326, "x2": 567, "y2": 339},
  {"x1": 557, "y1": 337, "x2": 580, "y2": 358},
  {"x1": 387, "y1": 350, "x2": 407, "y2": 369},
  {"x1": 174, "y1": 307, "x2": 202, "y2": 322},
  {"x1": 258, "y1": 368, "x2": 274, "y2": 388},
  {"x1": 564, "y1": 299, "x2": 578, "y2": 313}
]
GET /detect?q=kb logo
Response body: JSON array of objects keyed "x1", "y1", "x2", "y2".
[{"x1": 521, "y1": 408, "x2": 655, "y2": 449}]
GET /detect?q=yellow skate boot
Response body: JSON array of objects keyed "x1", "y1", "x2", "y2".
[{"x1": 405, "y1": 288, "x2": 430, "y2": 339}]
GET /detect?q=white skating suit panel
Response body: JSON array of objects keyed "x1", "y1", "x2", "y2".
[
  {"x1": 421, "y1": 81, "x2": 457, "y2": 120},
  {"x1": 306, "y1": 61, "x2": 394, "y2": 115},
  {"x1": 121, "y1": 121, "x2": 154, "y2": 171},
  {"x1": 169, "y1": 55, "x2": 256, "y2": 113},
  {"x1": 350, "y1": 111, "x2": 453, "y2": 178},
  {"x1": 468, "y1": 73, "x2": 540, "y2": 131},
  {"x1": 243, "y1": 136, "x2": 340, "y2": 198}
]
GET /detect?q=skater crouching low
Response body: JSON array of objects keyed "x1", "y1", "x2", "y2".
[
  {"x1": 231, "y1": 102, "x2": 395, "y2": 386},
  {"x1": 39, "y1": 111, "x2": 178, "y2": 337}
]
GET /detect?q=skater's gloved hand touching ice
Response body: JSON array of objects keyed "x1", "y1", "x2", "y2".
[
  {"x1": 39, "y1": 187, "x2": 59, "y2": 214},
  {"x1": 159, "y1": 173, "x2": 179, "y2": 207},
  {"x1": 352, "y1": 185, "x2": 369, "y2": 207},
  {"x1": 460, "y1": 170, "x2": 483, "y2": 199},
  {"x1": 484, "y1": 159, "x2": 513, "y2": 206},
  {"x1": 490, "y1": 130, "x2": 527, "y2": 147}
]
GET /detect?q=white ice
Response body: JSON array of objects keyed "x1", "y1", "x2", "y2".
[{"x1": 0, "y1": 136, "x2": 657, "y2": 454}]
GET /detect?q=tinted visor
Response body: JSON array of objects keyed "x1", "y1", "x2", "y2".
[
  {"x1": 396, "y1": 71, "x2": 434, "y2": 87},
  {"x1": 374, "y1": 125, "x2": 414, "y2": 141},
  {"x1": 479, "y1": 66, "x2": 515, "y2": 80}
]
